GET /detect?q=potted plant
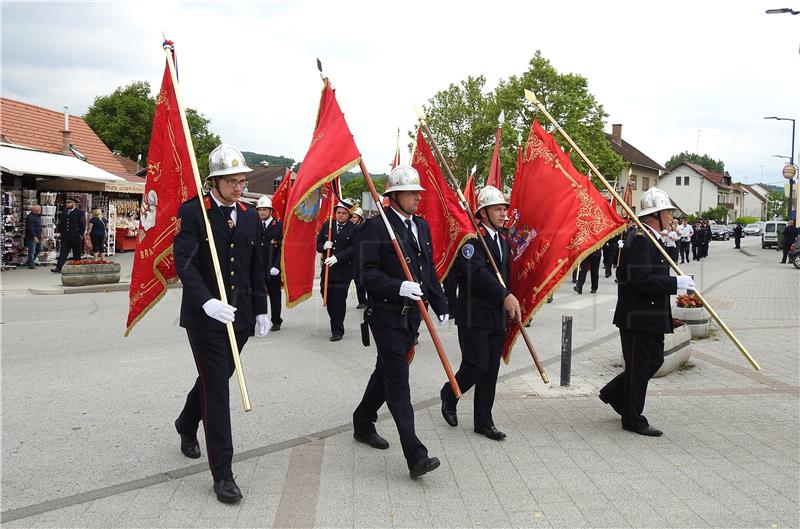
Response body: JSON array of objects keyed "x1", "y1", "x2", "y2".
[
  {"x1": 672, "y1": 292, "x2": 709, "y2": 338},
  {"x1": 654, "y1": 318, "x2": 692, "y2": 377},
  {"x1": 60, "y1": 259, "x2": 121, "y2": 287}
]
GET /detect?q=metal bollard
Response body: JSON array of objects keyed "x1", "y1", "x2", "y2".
[{"x1": 561, "y1": 315, "x2": 573, "y2": 386}]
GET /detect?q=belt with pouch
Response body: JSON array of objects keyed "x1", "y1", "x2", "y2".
[{"x1": 370, "y1": 300, "x2": 420, "y2": 315}]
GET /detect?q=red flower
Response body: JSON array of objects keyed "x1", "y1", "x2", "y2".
[
  {"x1": 68, "y1": 259, "x2": 113, "y2": 265},
  {"x1": 676, "y1": 293, "x2": 703, "y2": 308}
]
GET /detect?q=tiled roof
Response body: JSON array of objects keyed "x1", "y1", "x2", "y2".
[
  {"x1": 114, "y1": 155, "x2": 142, "y2": 177},
  {"x1": 605, "y1": 133, "x2": 665, "y2": 172},
  {"x1": 246, "y1": 165, "x2": 288, "y2": 195},
  {"x1": 683, "y1": 162, "x2": 736, "y2": 191},
  {"x1": 0, "y1": 97, "x2": 129, "y2": 177},
  {"x1": 741, "y1": 184, "x2": 767, "y2": 202}
]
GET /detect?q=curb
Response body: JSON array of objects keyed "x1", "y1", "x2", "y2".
[{"x1": 28, "y1": 281, "x2": 182, "y2": 295}]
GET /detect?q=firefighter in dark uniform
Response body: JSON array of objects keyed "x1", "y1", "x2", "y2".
[
  {"x1": 439, "y1": 186, "x2": 521, "y2": 440},
  {"x1": 599, "y1": 187, "x2": 695, "y2": 437},
  {"x1": 51, "y1": 196, "x2": 86, "y2": 272},
  {"x1": 352, "y1": 165, "x2": 449, "y2": 479},
  {"x1": 256, "y1": 195, "x2": 283, "y2": 331},
  {"x1": 316, "y1": 200, "x2": 357, "y2": 341},
  {"x1": 351, "y1": 207, "x2": 368, "y2": 309},
  {"x1": 172, "y1": 143, "x2": 270, "y2": 503}
]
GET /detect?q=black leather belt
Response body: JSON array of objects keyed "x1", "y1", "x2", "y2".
[{"x1": 371, "y1": 300, "x2": 420, "y2": 315}]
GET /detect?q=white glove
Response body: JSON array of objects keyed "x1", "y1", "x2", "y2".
[
  {"x1": 437, "y1": 314, "x2": 449, "y2": 327},
  {"x1": 202, "y1": 298, "x2": 237, "y2": 324},
  {"x1": 255, "y1": 314, "x2": 270, "y2": 338},
  {"x1": 676, "y1": 275, "x2": 696, "y2": 290},
  {"x1": 324, "y1": 255, "x2": 338, "y2": 267},
  {"x1": 323, "y1": 241, "x2": 333, "y2": 250},
  {"x1": 399, "y1": 281, "x2": 423, "y2": 300},
  {"x1": 618, "y1": 240, "x2": 624, "y2": 248},
  {"x1": 270, "y1": 267, "x2": 280, "y2": 276}
]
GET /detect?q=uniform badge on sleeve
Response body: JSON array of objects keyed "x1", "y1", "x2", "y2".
[{"x1": 461, "y1": 243, "x2": 475, "y2": 259}]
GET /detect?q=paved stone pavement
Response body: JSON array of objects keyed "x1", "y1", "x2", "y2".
[{"x1": 2, "y1": 237, "x2": 798, "y2": 528}]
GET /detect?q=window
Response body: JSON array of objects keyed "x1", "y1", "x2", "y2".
[
  {"x1": 630, "y1": 175, "x2": 637, "y2": 190},
  {"x1": 676, "y1": 176, "x2": 682, "y2": 186},
  {"x1": 642, "y1": 177, "x2": 650, "y2": 191},
  {"x1": 273, "y1": 178, "x2": 282, "y2": 192},
  {"x1": 684, "y1": 176, "x2": 690, "y2": 186}
]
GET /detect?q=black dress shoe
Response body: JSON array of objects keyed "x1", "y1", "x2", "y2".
[
  {"x1": 50, "y1": 267, "x2": 61, "y2": 273},
  {"x1": 622, "y1": 424, "x2": 663, "y2": 437},
  {"x1": 474, "y1": 425, "x2": 507, "y2": 441},
  {"x1": 356, "y1": 302, "x2": 367, "y2": 309},
  {"x1": 270, "y1": 322, "x2": 281, "y2": 331},
  {"x1": 440, "y1": 387, "x2": 457, "y2": 427},
  {"x1": 175, "y1": 420, "x2": 201, "y2": 459},
  {"x1": 354, "y1": 431, "x2": 389, "y2": 449},
  {"x1": 573, "y1": 285, "x2": 582, "y2": 294},
  {"x1": 330, "y1": 334, "x2": 343, "y2": 342},
  {"x1": 409, "y1": 456, "x2": 440, "y2": 478},
  {"x1": 590, "y1": 289, "x2": 597, "y2": 293},
  {"x1": 213, "y1": 478, "x2": 242, "y2": 503}
]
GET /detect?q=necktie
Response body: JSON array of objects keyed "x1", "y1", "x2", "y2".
[
  {"x1": 336, "y1": 223, "x2": 343, "y2": 235},
  {"x1": 221, "y1": 206, "x2": 234, "y2": 229},
  {"x1": 405, "y1": 219, "x2": 420, "y2": 253},
  {"x1": 494, "y1": 233, "x2": 502, "y2": 262}
]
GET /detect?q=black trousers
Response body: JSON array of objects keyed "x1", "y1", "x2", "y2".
[
  {"x1": 666, "y1": 246, "x2": 679, "y2": 263},
  {"x1": 576, "y1": 260, "x2": 599, "y2": 291},
  {"x1": 600, "y1": 329, "x2": 664, "y2": 430},
  {"x1": 266, "y1": 275, "x2": 282, "y2": 325},
  {"x1": 679, "y1": 241, "x2": 691, "y2": 262},
  {"x1": 323, "y1": 278, "x2": 350, "y2": 337},
  {"x1": 734, "y1": 236, "x2": 741, "y2": 249},
  {"x1": 691, "y1": 243, "x2": 700, "y2": 261},
  {"x1": 177, "y1": 328, "x2": 249, "y2": 481},
  {"x1": 56, "y1": 235, "x2": 82, "y2": 268},
  {"x1": 443, "y1": 273, "x2": 458, "y2": 316},
  {"x1": 443, "y1": 326, "x2": 504, "y2": 428},
  {"x1": 353, "y1": 321, "x2": 428, "y2": 468},
  {"x1": 356, "y1": 283, "x2": 367, "y2": 304}
]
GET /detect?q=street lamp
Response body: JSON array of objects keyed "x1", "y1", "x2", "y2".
[
  {"x1": 764, "y1": 116, "x2": 796, "y2": 219},
  {"x1": 766, "y1": 7, "x2": 799, "y2": 14}
]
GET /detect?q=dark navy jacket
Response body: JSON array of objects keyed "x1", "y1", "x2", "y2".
[
  {"x1": 259, "y1": 217, "x2": 282, "y2": 274},
  {"x1": 57, "y1": 207, "x2": 85, "y2": 238},
  {"x1": 316, "y1": 219, "x2": 357, "y2": 283},
  {"x1": 357, "y1": 208, "x2": 448, "y2": 328},
  {"x1": 173, "y1": 194, "x2": 268, "y2": 333},
  {"x1": 24, "y1": 213, "x2": 42, "y2": 243},
  {"x1": 455, "y1": 228, "x2": 510, "y2": 331},
  {"x1": 614, "y1": 227, "x2": 677, "y2": 334}
]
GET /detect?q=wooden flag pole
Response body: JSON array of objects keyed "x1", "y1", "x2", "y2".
[
  {"x1": 164, "y1": 44, "x2": 252, "y2": 410},
  {"x1": 358, "y1": 159, "x2": 461, "y2": 398},
  {"x1": 322, "y1": 182, "x2": 335, "y2": 306},
  {"x1": 413, "y1": 108, "x2": 549, "y2": 383},
  {"x1": 524, "y1": 89, "x2": 760, "y2": 371}
]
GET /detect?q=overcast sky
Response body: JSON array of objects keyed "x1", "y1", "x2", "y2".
[{"x1": 3, "y1": 1, "x2": 799, "y2": 185}]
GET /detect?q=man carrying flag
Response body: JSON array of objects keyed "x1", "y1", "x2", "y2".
[
  {"x1": 352, "y1": 165, "x2": 449, "y2": 479},
  {"x1": 439, "y1": 186, "x2": 521, "y2": 440},
  {"x1": 173, "y1": 143, "x2": 270, "y2": 503},
  {"x1": 316, "y1": 198, "x2": 357, "y2": 341}
]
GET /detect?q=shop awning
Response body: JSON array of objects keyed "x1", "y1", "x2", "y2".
[{"x1": 0, "y1": 143, "x2": 125, "y2": 183}]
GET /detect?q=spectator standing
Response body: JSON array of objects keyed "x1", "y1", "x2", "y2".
[
  {"x1": 87, "y1": 209, "x2": 108, "y2": 259},
  {"x1": 24, "y1": 204, "x2": 43, "y2": 269},
  {"x1": 733, "y1": 222, "x2": 743, "y2": 249},
  {"x1": 780, "y1": 220, "x2": 797, "y2": 264},
  {"x1": 678, "y1": 218, "x2": 693, "y2": 263}
]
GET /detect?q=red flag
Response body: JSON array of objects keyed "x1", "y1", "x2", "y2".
[
  {"x1": 125, "y1": 55, "x2": 198, "y2": 335},
  {"x1": 513, "y1": 141, "x2": 523, "y2": 183},
  {"x1": 411, "y1": 129, "x2": 475, "y2": 280},
  {"x1": 487, "y1": 125, "x2": 502, "y2": 189},
  {"x1": 270, "y1": 168, "x2": 292, "y2": 222},
  {"x1": 391, "y1": 127, "x2": 401, "y2": 170},
  {"x1": 282, "y1": 80, "x2": 361, "y2": 307},
  {"x1": 464, "y1": 170, "x2": 477, "y2": 213},
  {"x1": 501, "y1": 120, "x2": 625, "y2": 361}
]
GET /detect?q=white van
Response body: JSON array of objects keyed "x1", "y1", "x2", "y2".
[{"x1": 762, "y1": 220, "x2": 787, "y2": 249}]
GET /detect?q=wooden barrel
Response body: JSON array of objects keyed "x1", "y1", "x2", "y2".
[{"x1": 61, "y1": 262, "x2": 121, "y2": 287}]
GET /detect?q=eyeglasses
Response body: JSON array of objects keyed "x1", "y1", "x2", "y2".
[{"x1": 222, "y1": 178, "x2": 248, "y2": 189}]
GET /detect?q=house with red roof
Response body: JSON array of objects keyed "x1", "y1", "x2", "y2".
[
  {"x1": 657, "y1": 161, "x2": 748, "y2": 221},
  {"x1": 605, "y1": 124, "x2": 666, "y2": 213}
]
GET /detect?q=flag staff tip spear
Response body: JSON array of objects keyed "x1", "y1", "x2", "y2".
[{"x1": 498, "y1": 110, "x2": 505, "y2": 124}]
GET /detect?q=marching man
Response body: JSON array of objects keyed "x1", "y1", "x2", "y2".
[
  {"x1": 256, "y1": 195, "x2": 284, "y2": 331},
  {"x1": 316, "y1": 199, "x2": 357, "y2": 341},
  {"x1": 172, "y1": 144, "x2": 270, "y2": 503}
]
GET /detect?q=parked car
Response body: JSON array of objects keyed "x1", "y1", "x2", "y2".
[
  {"x1": 762, "y1": 220, "x2": 787, "y2": 249},
  {"x1": 744, "y1": 222, "x2": 764, "y2": 236},
  {"x1": 710, "y1": 224, "x2": 730, "y2": 240},
  {"x1": 790, "y1": 235, "x2": 800, "y2": 269}
]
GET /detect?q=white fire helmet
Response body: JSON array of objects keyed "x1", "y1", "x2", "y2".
[
  {"x1": 638, "y1": 187, "x2": 680, "y2": 217},
  {"x1": 475, "y1": 185, "x2": 510, "y2": 215},
  {"x1": 256, "y1": 195, "x2": 272, "y2": 209},
  {"x1": 208, "y1": 143, "x2": 253, "y2": 179},
  {"x1": 352, "y1": 207, "x2": 364, "y2": 219},
  {"x1": 384, "y1": 165, "x2": 425, "y2": 193}
]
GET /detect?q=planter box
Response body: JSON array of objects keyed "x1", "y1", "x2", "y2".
[
  {"x1": 672, "y1": 305, "x2": 710, "y2": 339},
  {"x1": 654, "y1": 324, "x2": 692, "y2": 377},
  {"x1": 61, "y1": 262, "x2": 121, "y2": 287}
]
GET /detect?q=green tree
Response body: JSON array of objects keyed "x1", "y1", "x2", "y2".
[
  {"x1": 766, "y1": 190, "x2": 787, "y2": 220},
  {"x1": 665, "y1": 151, "x2": 725, "y2": 173},
  {"x1": 84, "y1": 81, "x2": 155, "y2": 161},
  {"x1": 341, "y1": 175, "x2": 386, "y2": 204},
  {"x1": 85, "y1": 81, "x2": 221, "y2": 177},
  {"x1": 421, "y1": 51, "x2": 625, "y2": 190},
  {"x1": 699, "y1": 205, "x2": 729, "y2": 223}
]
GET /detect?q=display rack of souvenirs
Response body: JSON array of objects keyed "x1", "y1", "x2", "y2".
[
  {"x1": 2, "y1": 188, "x2": 24, "y2": 268},
  {"x1": 106, "y1": 203, "x2": 117, "y2": 257},
  {"x1": 37, "y1": 192, "x2": 59, "y2": 264}
]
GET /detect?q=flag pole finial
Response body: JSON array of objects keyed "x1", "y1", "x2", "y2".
[
  {"x1": 498, "y1": 110, "x2": 505, "y2": 125},
  {"x1": 412, "y1": 104, "x2": 426, "y2": 125},
  {"x1": 316, "y1": 58, "x2": 327, "y2": 82}
]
